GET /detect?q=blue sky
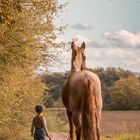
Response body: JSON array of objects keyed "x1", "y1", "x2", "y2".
[{"x1": 49, "y1": 0, "x2": 140, "y2": 72}]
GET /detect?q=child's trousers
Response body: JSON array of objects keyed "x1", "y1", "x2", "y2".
[{"x1": 34, "y1": 128, "x2": 46, "y2": 140}]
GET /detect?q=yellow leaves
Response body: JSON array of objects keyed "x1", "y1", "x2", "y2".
[
  {"x1": 0, "y1": 0, "x2": 64, "y2": 135},
  {"x1": 0, "y1": 85, "x2": 43, "y2": 134},
  {"x1": 0, "y1": 65, "x2": 44, "y2": 134}
]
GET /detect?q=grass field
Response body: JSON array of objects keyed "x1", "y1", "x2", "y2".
[{"x1": 23, "y1": 109, "x2": 140, "y2": 140}]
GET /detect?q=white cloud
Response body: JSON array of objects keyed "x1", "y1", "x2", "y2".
[
  {"x1": 73, "y1": 34, "x2": 91, "y2": 44},
  {"x1": 85, "y1": 47, "x2": 140, "y2": 72},
  {"x1": 66, "y1": 47, "x2": 139, "y2": 71},
  {"x1": 103, "y1": 30, "x2": 140, "y2": 48},
  {"x1": 48, "y1": 30, "x2": 140, "y2": 72},
  {"x1": 49, "y1": 46, "x2": 140, "y2": 72},
  {"x1": 87, "y1": 47, "x2": 139, "y2": 61}
]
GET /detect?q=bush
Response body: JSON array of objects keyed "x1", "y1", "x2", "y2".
[{"x1": 109, "y1": 76, "x2": 140, "y2": 110}]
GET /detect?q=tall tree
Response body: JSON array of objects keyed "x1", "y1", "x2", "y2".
[{"x1": 0, "y1": 0, "x2": 64, "y2": 136}]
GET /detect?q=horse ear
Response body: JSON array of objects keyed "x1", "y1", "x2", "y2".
[
  {"x1": 81, "y1": 42, "x2": 86, "y2": 50},
  {"x1": 71, "y1": 41, "x2": 77, "y2": 50}
]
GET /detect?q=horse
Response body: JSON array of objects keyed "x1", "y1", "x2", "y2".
[{"x1": 62, "y1": 41, "x2": 102, "y2": 140}]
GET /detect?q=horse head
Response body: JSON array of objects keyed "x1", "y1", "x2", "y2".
[{"x1": 71, "y1": 41, "x2": 86, "y2": 71}]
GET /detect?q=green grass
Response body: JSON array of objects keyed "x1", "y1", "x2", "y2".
[
  {"x1": 102, "y1": 133, "x2": 140, "y2": 140},
  {"x1": 23, "y1": 132, "x2": 140, "y2": 140},
  {"x1": 45, "y1": 108, "x2": 69, "y2": 132}
]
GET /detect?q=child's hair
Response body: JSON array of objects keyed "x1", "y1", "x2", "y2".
[{"x1": 35, "y1": 104, "x2": 45, "y2": 113}]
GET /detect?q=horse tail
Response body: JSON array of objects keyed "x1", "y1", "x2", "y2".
[{"x1": 81, "y1": 79, "x2": 100, "y2": 140}]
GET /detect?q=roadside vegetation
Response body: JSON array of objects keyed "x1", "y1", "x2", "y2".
[{"x1": 0, "y1": 0, "x2": 64, "y2": 138}]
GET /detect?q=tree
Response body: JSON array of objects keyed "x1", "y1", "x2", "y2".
[
  {"x1": 90, "y1": 67, "x2": 134, "y2": 109},
  {"x1": 42, "y1": 72, "x2": 67, "y2": 107},
  {"x1": 0, "y1": 0, "x2": 64, "y2": 136},
  {"x1": 109, "y1": 76, "x2": 140, "y2": 110}
]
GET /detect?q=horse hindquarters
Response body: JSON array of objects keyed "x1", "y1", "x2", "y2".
[{"x1": 81, "y1": 79, "x2": 99, "y2": 140}]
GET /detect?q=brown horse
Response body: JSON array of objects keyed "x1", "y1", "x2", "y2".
[{"x1": 62, "y1": 42, "x2": 102, "y2": 140}]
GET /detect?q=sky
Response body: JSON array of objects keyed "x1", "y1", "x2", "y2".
[{"x1": 48, "y1": 0, "x2": 140, "y2": 72}]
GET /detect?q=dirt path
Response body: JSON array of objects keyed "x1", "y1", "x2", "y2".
[{"x1": 49, "y1": 132, "x2": 69, "y2": 140}]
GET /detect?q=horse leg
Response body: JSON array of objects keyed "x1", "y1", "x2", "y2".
[
  {"x1": 72, "y1": 112, "x2": 81, "y2": 140},
  {"x1": 67, "y1": 110, "x2": 74, "y2": 140},
  {"x1": 95, "y1": 111, "x2": 101, "y2": 140}
]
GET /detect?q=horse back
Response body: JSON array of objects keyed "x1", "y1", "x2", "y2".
[{"x1": 62, "y1": 70, "x2": 102, "y2": 111}]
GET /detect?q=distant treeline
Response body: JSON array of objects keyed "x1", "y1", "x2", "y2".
[{"x1": 42, "y1": 67, "x2": 140, "y2": 110}]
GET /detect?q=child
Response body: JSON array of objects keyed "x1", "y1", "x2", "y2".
[{"x1": 31, "y1": 104, "x2": 51, "y2": 140}]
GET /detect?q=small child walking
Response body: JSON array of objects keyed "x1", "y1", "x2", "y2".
[{"x1": 31, "y1": 104, "x2": 51, "y2": 140}]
